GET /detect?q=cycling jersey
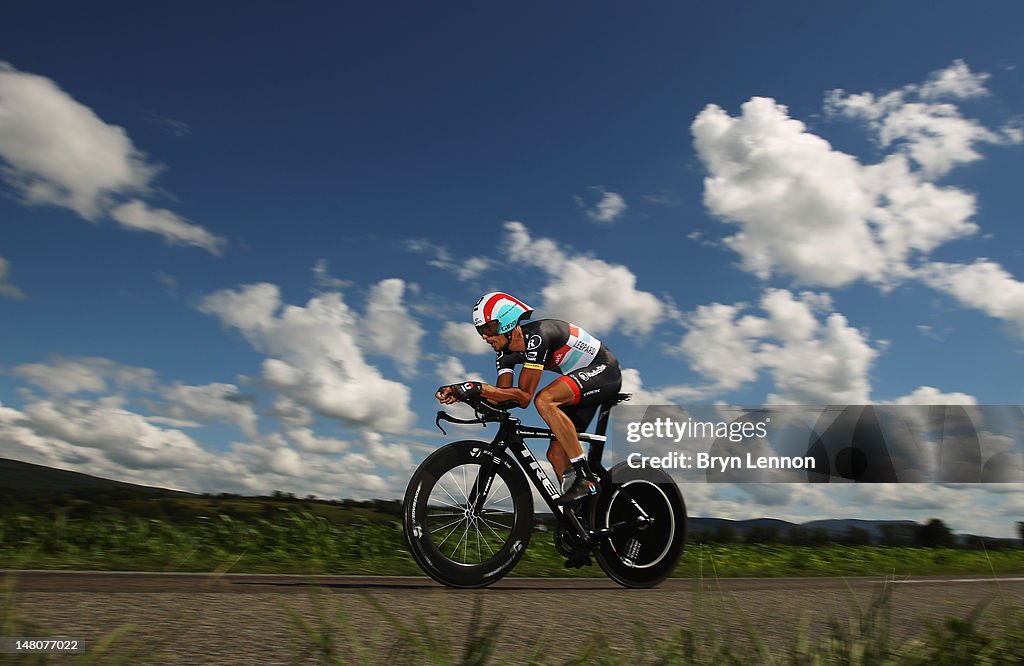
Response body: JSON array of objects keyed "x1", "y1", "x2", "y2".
[
  {"x1": 496, "y1": 319, "x2": 622, "y2": 431},
  {"x1": 496, "y1": 319, "x2": 602, "y2": 377}
]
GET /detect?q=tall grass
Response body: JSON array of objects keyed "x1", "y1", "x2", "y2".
[
  {"x1": 2, "y1": 512, "x2": 1022, "y2": 577},
  {"x1": 278, "y1": 580, "x2": 1024, "y2": 665}
]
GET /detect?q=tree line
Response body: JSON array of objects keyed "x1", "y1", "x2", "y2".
[{"x1": 689, "y1": 519, "x2": 1020, "y2": 549}]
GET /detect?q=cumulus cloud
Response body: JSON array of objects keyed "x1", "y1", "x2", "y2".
[
  {"x1": 677, "y1": 289, "x2": 879, "y2": 403},
  {"x1": 827, "y1": 60, "x2": 1018, "y2": 178},
  {"x1": 440, "y1": 321, "x2": 489, "y2": 355},
  {"x1": 503, "y1": 221, "x2": 664, "y2": 335},
  {"x1": 0, "y1": 257, "x2": 26, "y2": 299},
  {"x1": 361, "y1": 279, "x2": 425, "y2": 376},
  {"x1": 618, "y1": 367, "x2": 706, "y2": 404},
  {"x1": 198, "y1": 283, "x2": 415, "y2": 433},
  {"x1": 12, "y1": 356, "x2": 157, "y2": 395},
  {"x1": 2, "y1": 364, "x2": 407, "y2": 499},
  {"x1": 575, "y1": 186, "x2": 627, "y2": 223},
  {"x1": 889, "y1": 386, "x2": 977, "y2": 405},
  {"x1": 692, "y1": 97, "x2": 979, "y2": 288},
  {"x1": 0, "y1": 62, "x2": 155, "y2": 218},
  {"x1": 435, "y1": 355, "x2": 486, "y2": 385},
  {"x1": 919, "y1": 260, "x2": 1024, "y2": 335},
  {"x1": 160, "y1": 382, "x2": 260, "y2": 437},
  {"x1": 690, "y1": 61, "x2": 1024, "y2": 292},
  {"x1": 21, "y1": 395, "x2": 216, "y2": 471},
  {"x1": 0, "y1": 62, "x2": 224, "y2": 251},
  {"x1": 109, "y1": 200, "x2": 225, "y2": 255}
]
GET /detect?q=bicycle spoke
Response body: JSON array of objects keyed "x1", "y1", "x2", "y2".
[
  {"x1": 429, "y1": 516, "x2": 465, "y2": 534},
  {"x1": 479, "y1": 516, "x2": 507, "y2": 545},
  {"x1": 435, "y1": 518, "x2": 466, "y2": 549},
  {"x1": 480, "y1": 515, "x2": 513, "y2": 531},
  {"x1": 475, "y1": 515, "x2": 481, "y2": 561},
  {"x1": 454, "y1": 519, "x2": 470, "y2": 563},
  {"x1": 483, "y1": 491, "x2": 512, "y2": 509},
  {"x1": 436, "y1": 481, "x2": 465, "y2": 512},
  {"x1": 427, "y1": 497, "x2": 465, "y2": 512}
]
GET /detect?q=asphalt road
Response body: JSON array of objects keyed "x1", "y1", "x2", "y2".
[{"x1": 5, "y1": 572, "x2": 1023, "y2": 664}]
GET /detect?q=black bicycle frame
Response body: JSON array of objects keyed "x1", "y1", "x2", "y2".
[{"x1": 464, "y1": 397, "x2": 625, "y2": 542}]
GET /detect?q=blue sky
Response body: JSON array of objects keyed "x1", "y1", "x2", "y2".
[{"x1": 2, "y1": 2, "x2": 1023, "y2": 536}]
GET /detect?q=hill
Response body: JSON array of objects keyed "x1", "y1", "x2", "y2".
[{"x1": 0, "y1": 458, "x2": 195, "y2": 501}]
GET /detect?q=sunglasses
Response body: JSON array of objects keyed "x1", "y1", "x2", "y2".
[{"x1": 476, "y1": 321, "x2": 501, "y2": 337}]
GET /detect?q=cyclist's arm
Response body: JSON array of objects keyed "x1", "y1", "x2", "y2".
[{"x1": 481, "y1": 366, "x2": 541, "y2": 409}]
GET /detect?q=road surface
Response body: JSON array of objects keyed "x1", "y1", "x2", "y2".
[{"x1": 5, "y1": 571, "x2": 1023, "y2": 664}]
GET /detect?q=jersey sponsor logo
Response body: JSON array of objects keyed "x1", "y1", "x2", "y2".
[
  {"x1": 577, "y1": 364, "x2": 607, "y2": 381},
  {"x1": 526, "y1": 335, "x2": 542, "y2": 350},
  {"x1": 583, "y1": 389, "x2": 601, "y2": 397},
  {"x1": 526, "y1": 351, "x2": 538, "y2": 362}
]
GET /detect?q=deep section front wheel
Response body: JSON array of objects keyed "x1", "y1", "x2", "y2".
[
  {"x1": 591, "y1": 462, "x2": 687, "y2": 588},
  {"x1": 404, "y1": 441, "x2": 534, "y2": 588}
]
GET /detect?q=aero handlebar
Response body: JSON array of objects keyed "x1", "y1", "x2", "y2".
[{"x1": 434, "y1": 398, "x2": 520, "y2": 435}]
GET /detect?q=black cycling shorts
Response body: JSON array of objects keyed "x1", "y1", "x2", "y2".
[{"x1": 556, "y1": 347, "x2": 622, "y2": 432}]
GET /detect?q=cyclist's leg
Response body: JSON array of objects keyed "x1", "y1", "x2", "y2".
[
  {"x1": 535, "y1": 379, "x2": 584, "y2": 461},
  {"x1": 546, "y1": 405, "x2": 596, "y2": 481}
]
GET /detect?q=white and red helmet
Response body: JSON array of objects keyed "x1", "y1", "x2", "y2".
[{"x1": 472, "y1": 292, "x2": 534, "y2": 335}]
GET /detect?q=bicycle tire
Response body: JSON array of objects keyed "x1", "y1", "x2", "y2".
[
  {"x1": 404, "y1": 441, "x2": 534, "y2": 588},
  {"x1": 591, "y1": 462, "x2": 687, "y2": 588}
]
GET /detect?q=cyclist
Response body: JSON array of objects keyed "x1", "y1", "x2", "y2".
[{"x1": 436, "y1": 292, "x2": 622, "y2": 505}]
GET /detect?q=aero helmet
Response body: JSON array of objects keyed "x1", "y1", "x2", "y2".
[{"x1": 472, "y1": 292, "x2": 534, "y2": 335}]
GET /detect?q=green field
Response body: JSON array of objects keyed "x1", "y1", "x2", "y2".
[{"x1": 2, "y1": 510, "x2": 1022, "y2": 577}]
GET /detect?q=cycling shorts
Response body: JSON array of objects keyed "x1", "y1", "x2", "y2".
[{"x1": 556, "y1": 347, "x2": 622, "y2": 432}]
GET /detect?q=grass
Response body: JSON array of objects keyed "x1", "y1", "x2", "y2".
[
  {"x1": 271, "y1": 578, "x2": 1024, "y2": 664},
  {"x1": 2, "y1": 512, "x2": 1022, "y2": 577},
  {"x1": 4, "y1": 560, "x2": 1024, "y2": 664}
]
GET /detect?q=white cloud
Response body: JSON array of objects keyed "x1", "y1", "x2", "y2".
[
  {"x1": 618, "y1": 368, "x2": 706, "y2": 404},
  {"x1": 109, "y1": 200, "x2": 225, "y2": 255},
  {"x1": 918, "y1": 59, "x2": 991, "y2": 100},
  {"x1": 826, "y1": 61, "x2": 1018, "y2": 178},
  {"x1": 312, "y1": 259, "x2": 350, "y2": 290},
  {"x1": 1, "y1": 373, "x2": 409, "y2": 499},
  {"x1": 435, "y1": 355, "x2": 486, "y2": 385},
  {"x1": 678, "y1": 303, "x2": 764, "y2": 392},
  {"x1": 361, "y1": 279, "x2": 424, "y2": 377},
  {"x1": 575, "y1": 186, "x2": 627, "y2": 223},
  {"x1": 440, "y1": 321, "x2": 490, "y2": 355},
  {"x1": 503, "y1": 221, "x2": 664, "y2": 335},
  {"x1": 406, "y1": 239, "x2": 492, "y2": 281},
  {"x1": 160, "y1": 382, "x2": 260, "y2": 437},
  {"x1": 919, "y1": 260, "x2": 1024, "y2": 335},
  {"x1": 0, "y1": 62, "x2": 225, "y2": 252},
  {"x1": 0, "y1": 62, "x2": 156, "y2": 218},
  {"x1": 285, "y1": 427, "x2": 350, "y2": 454},
  {"x1": 890, "y1": 386, "x2": 977, "y2": 405},
  {"x1": 21, "y1": 395, "x2": 216, "y2": 470},
  {"x1": 12, "y1": 356, "x2": 157, "y2": 395},
  {"x1": 692, "y1": 96, "x2": 980, "y2": 288},
  {"x1": 677, "y1": 289, "x2": 879, "y2": 403},
  {"x1": 198, "y1": 283, "x2": 415, "y2": 433},
  {"x1": 0, "y1": 257, "x2": 26, "y2": 299}
]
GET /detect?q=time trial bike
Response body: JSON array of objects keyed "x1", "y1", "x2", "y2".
[{"x1": 402, "y1": 393, "x2": 686, "y2": 588}]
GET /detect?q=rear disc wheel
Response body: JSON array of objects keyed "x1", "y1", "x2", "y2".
[{"x1": 591, "y1": 463, "x2": 687, "y2": 588}]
